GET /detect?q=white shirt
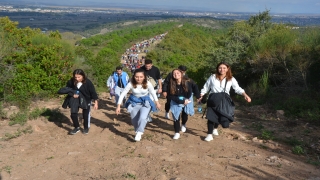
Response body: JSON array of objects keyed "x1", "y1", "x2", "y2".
[
  {"x1": 77, "y1": 82, "x2": 82, "y2": 89},
  {"x1": 117, "y1": 81, "x2": 158, "y2": 105},
  {"x1": 200, "y1": 74, "x2": 245, "y2": 95}
]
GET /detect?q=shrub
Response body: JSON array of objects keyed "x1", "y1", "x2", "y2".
[
  {"x1": 292, "y1": 145, "x2": 305, "y2": 155},
  {"x1": 9, "y1": 111, "x2": 29, "y2": 126}
]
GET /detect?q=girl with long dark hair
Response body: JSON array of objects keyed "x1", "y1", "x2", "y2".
[{"x1": 116, "y1": 68, "x2": 161, "y2": 141}]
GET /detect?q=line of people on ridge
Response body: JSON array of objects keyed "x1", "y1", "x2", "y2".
[{"x1": 61, "y1": 60, "x2": 251, "y2": 142}]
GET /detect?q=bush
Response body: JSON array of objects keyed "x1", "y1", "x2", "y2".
[
  {"x1": 9, "y1": 111, "x2": 29, "y2": 126},
  {"x1": 292, "y1": 145, "x2": 305, "y2": 155},
  {"x1": 280, "y1": 96, "x2": 320, "y2": 122},
  {"x1": 29, "y1": 107, "x2": 47, "y2": 120},
  {"x1": 0, "y1": 17, "x2": 74, "y2": 109}
]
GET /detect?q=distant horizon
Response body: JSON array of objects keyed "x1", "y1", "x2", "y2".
[{"x1": 2, "y1": 0, "x2": 320, "y2": 15}]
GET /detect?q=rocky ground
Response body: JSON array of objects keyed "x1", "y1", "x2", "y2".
[{"x1": 0, "y1": 92, "x2": 319, "y2": 180}]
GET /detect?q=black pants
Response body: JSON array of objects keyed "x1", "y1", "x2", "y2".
[
  {"x1": 165, "y1": 96, "x2": 171, "y2": 112},
  {"x1": 173, "y1": 109, "x2": 188, "y2": 133},
  {"x1": 71, "y1": 105, "x2": 91, "y2": 129},
  {"x1": 207, "y1": 110, "x2": 229, "y2": 134},
  {"x1": 207, "y1": 121, "x2": 219, "y2": 134}
]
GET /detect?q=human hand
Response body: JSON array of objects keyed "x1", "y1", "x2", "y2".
[
  {"x1": 244, "y1": 94, "x2": 251, "y2": 103},
  {"x1": 184, "y1": 99, "x2": 190, "y2": 105},
  {"x1": 162, "y1": 92, "x2": 167, "y2": 98},
  {"x1": 93, "y1": 103, "x2": 98, "y2": 110},
  {"x1": 73, "y1": 94, "x2": 79, "y2": 98},
  {"x1": 245, "y1": 96, "x2": 251, "y2": 103},
  {"x1": 115, "y1": 106, "x2": 121, "y2": 115},
  {"x1": 156, "y1": 102, "x2": 161, "y2": 110},
  {"x1": 157, "y1": 88, "x2": 162, "y2": 94}
]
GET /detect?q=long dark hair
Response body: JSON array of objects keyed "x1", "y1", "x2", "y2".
[
  {"x1": 170, "y1": 69, "x2": 189, "y2": 95},
  {"x1": 215, "y1": 62, "x2": 233, "y2": 81},
  {"x1": 131, "y1": 68, "x2": 148, "y2": 89},
  {"x1": 72, "y1": 69, "x2": 87, "y2": 85}
]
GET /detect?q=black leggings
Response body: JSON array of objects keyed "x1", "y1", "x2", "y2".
[
  {"x1": 173, "y1": 110, "x2": 188, "y2": 133},
  {"x1": 71, "y1": 106, "x2": 91, "y2": 129},
  {"x1": 207, "y1": 109, "x2": 229, "y2": 134},
  {"x1": 165, "y1": 96, "x2": 171, "y2": 112},
  {"x1": 207, "y1": 121, "x2": 219, "y2": 134}
]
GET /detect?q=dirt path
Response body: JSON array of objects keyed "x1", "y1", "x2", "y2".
[{"x1": 0, "y1": 93, "x2": 319, "y2": 180}]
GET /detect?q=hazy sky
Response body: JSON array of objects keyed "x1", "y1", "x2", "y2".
[{"x1": 15, "y1": 0, "x2": 320, "y2": 14}]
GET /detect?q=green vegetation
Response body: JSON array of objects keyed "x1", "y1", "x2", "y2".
[
  {"x1": 3, "y1": 126, "x2": 33, "y2": 140},
  {"x1": 122, "y1": 173, "x2": 136, "y2": 179},
  {"x1": 76, "y1": 21, "x2": 179, "y2": 86},
  {"x1": 0, "y1": 10, "x2": 320, "y2": 137},
  {"x1": 1, "y1": 165, "x2": 12, "y2": 174},
  {"x1": 9, "y1": 107, "x2": 49, "y2": 126},
  {"x1": 292, "y1": 145, "x2": 305, "y2": 155},
  {"x1": 0, "y1": 17, "x2": 74, "y2": 109}
]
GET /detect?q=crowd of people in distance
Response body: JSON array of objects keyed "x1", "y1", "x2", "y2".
[{"x1": 121, "y1": 33, "x2": 167, "y2": 73}]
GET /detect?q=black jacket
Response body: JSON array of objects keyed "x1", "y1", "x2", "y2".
[
  {"x1": 66, "y1": 78, "x2": 98, "y2": 104},
  {"x1": 57, "y1": 87, "x2": 88, "y2": 113},
  {"x1": 168, "y1": 80, "x2": 200, "y2": 104},
  {"x1": 206, "y1": 92, "x2": 235, "y2": 124}
]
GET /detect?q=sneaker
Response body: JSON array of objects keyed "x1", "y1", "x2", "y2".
[
  {"x1": 82, "y1": 128, "x2": 89, "y2": 134},
  {"x1": 173, "y1": 133, "x2": 180, "y2": 140},
  {"x1": 165, "y1": 112, "x2": 170, "y2": 119},
  {"x1": 181, "y1": 124, "x2": 186, "y2": 133},
  {"x1": 135, "y1": 132, "x2": 143, "y2": 141},
  {"x1": 204, "y1": 134, "x2": 213, "y2": 141},
  {"x1": 69, "y1": 127, "x2": 80, "y2": 135},
  {"x1": 213, "y1": 129, "x2": 219, "y2": 136}
]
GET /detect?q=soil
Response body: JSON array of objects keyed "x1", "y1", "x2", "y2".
[{"x1": 0, "y1": 93, "x2": 320, "y2": 180}]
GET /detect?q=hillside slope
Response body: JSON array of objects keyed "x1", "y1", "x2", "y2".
[{"x1": 0, "y1": 93, "x2": 319, "y2": 180}]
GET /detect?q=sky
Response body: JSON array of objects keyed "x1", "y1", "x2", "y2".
[{"x1": 12, "y1": 0, "x2": 320, "y2": 14}]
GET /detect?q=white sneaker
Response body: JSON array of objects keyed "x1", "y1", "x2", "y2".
[
  {"x1": 181, "y1": 125, "x2": 186, "y2": 133},
  {"x1": 173, "y1": 133, "x2": 180, "y2": 140},
  {"x1": 213, "y1": 129, "x2": 219, "y2": 136},
  {"x1": 204, "y1": 134, "x2": 213, "y2": 141},
  {"x1": 135, "y1": 132, "x2": 143, "y2": 141},
  {"x1": 165, "y1": 112, "x2": 170, "y2": 119}
]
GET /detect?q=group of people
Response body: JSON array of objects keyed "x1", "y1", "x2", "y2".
[
  {"x1": 63, "y1": 61, "x2": 251, "y2": 142},
  {"x1": 121, "y1": 33, "x2": 167, "y2": 73}
]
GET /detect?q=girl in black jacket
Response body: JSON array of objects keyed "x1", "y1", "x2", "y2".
[
  {"x1": 67, "y1": 69, "x2": 99, "y2": 135},
  {"x1": 168, "y1": 69, "x2": 200, "y2": 140}
]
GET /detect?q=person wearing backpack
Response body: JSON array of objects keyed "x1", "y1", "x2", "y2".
[
  {"x1": 199, "y1": 62, "x2": 251, "y2": 142},
  {"x1": 112, "y1": 66, "x2": 130, "y2": 106},
  {"x1": 140, "y1": 59, "x2": 162, "y2": 94},
  {"x1": 140, "y1": 59, "x2": 162, "y2": 122}
]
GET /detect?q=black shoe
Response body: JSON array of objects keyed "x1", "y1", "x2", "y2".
[
  {"x1": 69, "y1": 127, "x2": 80, "y2": 135},
  {"x1": 82, "y1": 128, "x2": 89, "y2": 134}
]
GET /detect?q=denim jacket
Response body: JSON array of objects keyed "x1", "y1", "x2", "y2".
[
  {"x1": 170, "y1": 95, "x2": 194, "y2": 121},
  {"x1": 125, "y1": 94, "x2": 157, "y2": 112}
]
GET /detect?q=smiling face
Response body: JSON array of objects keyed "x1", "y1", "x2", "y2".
[
  {"x1": 134, "y1": 72, "x2": 145, "y2": 84},
  {"x1": 144, "y1": 63, "x2": 152, "y2": 70},
  {"x1": 173, "y1": 70, "x2": 182, "y2": 81},
  {"x1": 74, "y1": 74, "x2": 84, "y2": 82},
  {"x1": 218, "y1": 64, "x2": 229, "y2": 76}
]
